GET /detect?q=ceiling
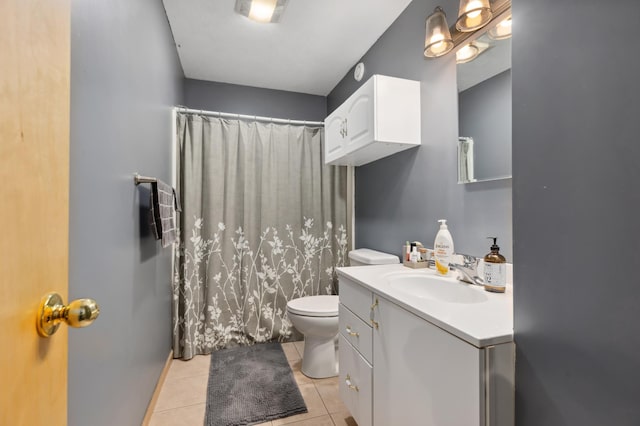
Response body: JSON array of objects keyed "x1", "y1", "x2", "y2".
[{"x1": 162, "y1": 0, "x2": 413, "y2": 96}]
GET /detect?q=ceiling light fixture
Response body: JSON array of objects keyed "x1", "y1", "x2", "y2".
[
  {"x1": 455, "y1": 0, "x2": 492, "y2": 32},
  {"x1": 234, "y1": 0, "x2": 289, "y2": 23},
  {"x1": 488, "y1": 15, "x2": 512, "y2": 40},
  {"x1": 424, "y1": 7, "x2": 454, "y2": 58}
]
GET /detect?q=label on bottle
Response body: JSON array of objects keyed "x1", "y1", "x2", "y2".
[
  {"x1": 434, "y1": 246, "x2": 451, "y2": 275},
  {"x1": 483, "y1": 263, "x2": 506, "y2": 288}
]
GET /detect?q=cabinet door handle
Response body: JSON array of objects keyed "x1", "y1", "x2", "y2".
[
  {"x1": 370, "y1": 298, "x2": 379, "y2": 328},
  {"x1": 345, "y1": 374, "x2": 359, "y2": 392},
  {"x1": 345, "y1": 326, "x2": 359, "y2": 337},
  {"x1": 344, "y1": 118, "x2": 348, "y2": 137},
  {"x1": 485, "y1": 345, "x2": 494, "y2": 425}
]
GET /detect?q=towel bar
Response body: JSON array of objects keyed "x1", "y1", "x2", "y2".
[{"x1": 134, "y1": 173, "x2": 157, "y2": 185}]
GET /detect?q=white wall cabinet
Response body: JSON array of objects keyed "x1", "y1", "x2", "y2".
[
  {"x1": 324, "y1": 75, "x2": 421, "y2": 166},
  {"x1": 339, "y1": 276, "x2": 514, "y2": 426}
]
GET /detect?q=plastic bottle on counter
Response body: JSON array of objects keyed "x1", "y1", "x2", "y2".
[
  {"x1": 433, "y1": 219, "x2": 454, "y2": 275},
  {"x1": 409, "y1": 246, "x2": 420, "y2": 263}
]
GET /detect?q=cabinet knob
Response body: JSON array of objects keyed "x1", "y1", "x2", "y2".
[
  {"x1": 345, "y1": 326, "x2": 359, "y2": 337},
  {"x1": 345, "y1": 374, "x2": 359, "y2": 392}
]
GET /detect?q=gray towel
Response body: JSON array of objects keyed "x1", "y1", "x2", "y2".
[{"x1": 150, "y1": 180, "x2": 178, "y2": 248}]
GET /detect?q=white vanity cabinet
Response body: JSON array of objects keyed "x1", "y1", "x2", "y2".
[
  {"x1": 338, "y1": 278, "x2": 374, "y2": 426},
  {"x1": 339, "y1": 274, "x2": 515, "y2": 426},
  {"x1": 324, "y1": 74, "x2": 421, "y2": 166}
]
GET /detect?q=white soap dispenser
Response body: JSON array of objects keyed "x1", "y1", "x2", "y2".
[{"x1": 434, "y1": 219, "x2": 454, "y2": 275}]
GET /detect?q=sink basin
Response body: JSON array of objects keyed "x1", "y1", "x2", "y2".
[{"x1": 386, "y1": 273, "x2": 488, "y2": 304}]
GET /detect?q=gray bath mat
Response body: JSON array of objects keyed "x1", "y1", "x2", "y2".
[{"x1": 205, "y1": 342, "x2": 308, "y2": 426}]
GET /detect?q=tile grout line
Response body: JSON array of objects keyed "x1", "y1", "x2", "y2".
[
  {"x1": 164, "y1": 371, "x2": 211, "y2": 381},
  {"x1": 152, "y1": 401, "x2": 206, "y2": 414},
  {"x1": 288, "y1": 341, "x2": 341, "y2": 424},
  {"x1": 276, "y1": 413, "x2": 335, "y2": 426},
  {"x1": 314, "y1": 381, "x2": 333, "y2": 419}
]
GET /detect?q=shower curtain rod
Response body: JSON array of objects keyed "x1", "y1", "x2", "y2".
[{"x1": 174, "y1": 106, "x2": 324, "y2": 127}]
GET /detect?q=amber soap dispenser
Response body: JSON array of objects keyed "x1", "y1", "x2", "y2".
[{"x1": 483, "y1": 237, "x2": 506, "y2": 293}]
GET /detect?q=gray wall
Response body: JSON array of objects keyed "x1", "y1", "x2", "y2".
[
  {"x1": 184, "y1": 78, "x2": 327, "y2": 121},
  {"x1": 512, "y1": 0, "x2": 640, "y2": 424},
  {"x1": 459, "y1": 69, "x2": 511, "y2": 180},
  {"x1": 69, "y1": 0, "x2": 183, "y2": 425},
  {"x1": 327, "y1": 0, "x2": 512, "y2": 260}
]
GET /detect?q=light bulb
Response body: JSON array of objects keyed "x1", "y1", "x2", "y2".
[
  {"x1": 465, "y1": 0, "x2": 483, "y2": 18},
  {"x1": 429, "y1": 33, "x2": 447, "y2": 55},
  {"x1": 489, "y1": 16, "x2": 512, "y2": 40},
  {"x1": 456, "y1": 0, "x2": 492, "y2": 32},
  {"x1": 456, "y1": 43, "x2": 479, "y2": 63},
  {"x1": 248, "y1": 0, "x2": 277, "y2": 22},
  {"x1": 430, "y1": 33, "x2": 444, "y2": 44}
]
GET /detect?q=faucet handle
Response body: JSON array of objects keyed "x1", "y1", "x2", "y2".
[{"x1": 453, "y1": 253, "x2": 478, "y2": 269}]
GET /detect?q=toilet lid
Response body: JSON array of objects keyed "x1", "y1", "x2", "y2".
[{"x1": 287, "y1": 295, "x2": 339, "y2": 317}]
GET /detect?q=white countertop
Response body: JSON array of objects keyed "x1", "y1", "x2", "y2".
[{"x1": 336, "y1": 264, "x2": 513, "y2": 348}]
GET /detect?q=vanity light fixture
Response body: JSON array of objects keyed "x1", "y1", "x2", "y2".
[
  {"x1": 234, "y1": 0, "x2": 289, "y2": 23},
  {"x1": 455, "y1": 40, "x2": 489, "y2": 64},
  {"x1": 455, "y1": 0, "x2": 492, "y2": 32},
  {"x1": 424, "y1": 7, "x2": 454, "y2": 58},
  {"x1": 488, "y1": 15, "x2": 512, "y2": 40},
  {"x1": 456, "y1": 43, "x2": 479, "y2": 63}
]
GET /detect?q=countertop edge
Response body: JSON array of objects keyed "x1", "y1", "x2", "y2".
[{"x1": 337, "y1": 266, "x2": 514, "y2": 348}]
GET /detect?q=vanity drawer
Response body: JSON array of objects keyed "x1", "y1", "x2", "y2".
[
  {"x1": 340, "y1": 277, "x2": 374, "y2": 324},
  {"x1": 339, "y1": 334, "x2": 373, "y2": 426},
  {"x1": 339, "y1": 303, "x2": 372, "y2": 363}
]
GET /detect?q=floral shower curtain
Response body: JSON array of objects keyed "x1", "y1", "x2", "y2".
[{"x1": 173, "y1": 113, "x2": 350, "y2": 360}]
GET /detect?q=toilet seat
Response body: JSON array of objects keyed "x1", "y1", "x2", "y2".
[{"x1": 287, "y1": 295, "x2": 339, "y2": 317}]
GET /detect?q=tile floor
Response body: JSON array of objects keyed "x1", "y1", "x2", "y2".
[{"x1": 149, "y1": 341, "x2": 358, "y2": 426}]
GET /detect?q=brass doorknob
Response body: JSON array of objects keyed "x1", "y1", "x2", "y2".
[{"x1": 37, "y1": 292, "x2": 100, "y2": 337}]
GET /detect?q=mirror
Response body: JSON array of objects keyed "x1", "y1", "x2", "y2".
[{"x1": 456, "y1": 17, "x2": 512, "y2": 184}]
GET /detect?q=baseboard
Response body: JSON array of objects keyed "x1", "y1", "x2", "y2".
[{"x1": 141, "y1": 350, "x2": 174, "y2": 425}]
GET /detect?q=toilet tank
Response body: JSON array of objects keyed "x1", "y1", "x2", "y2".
[{"x1": 348, "y1": 248, "x2": 400, "y2": 266}]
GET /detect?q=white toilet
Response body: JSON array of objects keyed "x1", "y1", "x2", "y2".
[
  {"x1": 286, "y1": 248, "x2": 399, "y2": 378},
  {"x1": 347, "y1": 248, "x2": 400, "y2": 267},
  {"x1": 287, "y1": 295, "x2": 340, "y2": 378}
]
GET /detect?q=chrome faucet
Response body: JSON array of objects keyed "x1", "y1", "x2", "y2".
[{"x1": 449, "y1": 254, "x2": 485, "y2": 287}]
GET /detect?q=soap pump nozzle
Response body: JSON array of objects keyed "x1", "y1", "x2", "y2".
[
  {"x1": 487, "y1": 237, "x2": 500, "y2": 252},
  {"x1": 438, "y1": 219, "x2": 448, "y2": 230}
]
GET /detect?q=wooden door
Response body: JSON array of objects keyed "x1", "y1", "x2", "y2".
[{"x1": 0, "y1": 0, "x2": 70, "y2": 424}]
